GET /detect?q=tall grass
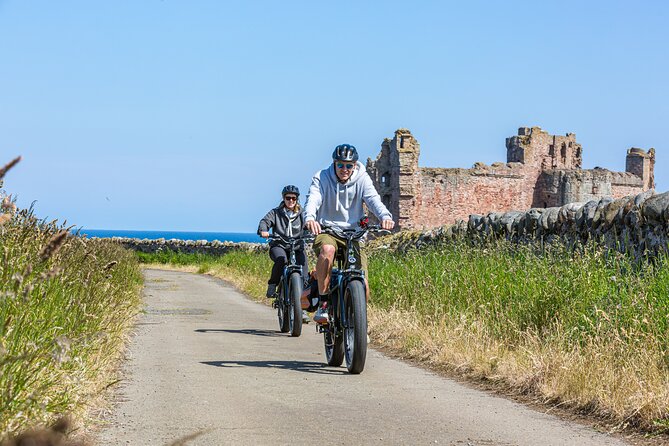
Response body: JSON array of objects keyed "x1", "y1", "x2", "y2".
[
  {"x1": 369, "y1": 240, "x2": 669, "y2": 431},
  {"x1": 0, "y1": 208, "x2": 143, "y2": 437}
]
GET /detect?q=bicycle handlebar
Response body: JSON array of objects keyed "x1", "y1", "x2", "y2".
[
  {"x1": 319, "y1": 224, "x2": 390, "y2": 241},
  {"x1": 267, "y1": 233, "x2": 314, "y2": 245}
]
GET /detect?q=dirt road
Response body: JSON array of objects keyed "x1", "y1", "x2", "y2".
[{"x1": 95, "y1": 269, "x2": 628, "y2": 445}]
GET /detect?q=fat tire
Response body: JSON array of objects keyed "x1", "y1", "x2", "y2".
[
  {"x1": 288, "y1": 272, "x2": 303, "y2": 337},
  {"x1": 324, "y1": 327, "x2": 344, "y2": 367},
  {"x1": 344, "y1": 280, "x2": 367, "y2": 374}
]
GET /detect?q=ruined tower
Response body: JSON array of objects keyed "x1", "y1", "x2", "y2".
[
  {"x1": 626, "y1": 147, "x2": 655, "y2": 190},
  {"x1": 367, "y1": 129, "x2": 420, "y2": 228},
  {"x1": 506, "y1": 126, "x2": 582, "y2": 171}
]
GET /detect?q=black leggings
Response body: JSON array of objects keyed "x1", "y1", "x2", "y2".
[{"x1": 268, "y1": 246, "x2": 308, "y2": 285}]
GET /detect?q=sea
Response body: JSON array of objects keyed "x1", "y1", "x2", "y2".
[{"x1": 78, "y1": 229, "x2": 265, "y2": 244}]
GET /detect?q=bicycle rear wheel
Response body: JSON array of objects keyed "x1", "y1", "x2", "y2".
[
  {"x1": 324, "y1": 327, "x2": 344, "y2": 367},
  {"x1": 277, "y1": 282, "x2": 290, "y2": 333},
  {"x1": 288, "y1": 272, "x2": 303, "y2": 337},
  {"x1": 343, "y1": 280, "x2": 367, "y2": 374}
]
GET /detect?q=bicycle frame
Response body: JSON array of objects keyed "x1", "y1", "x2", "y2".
[
  {"x1": 322, "y1": 226, "x2": 388, "y2": 325},
  {"x1": 269, "y1": 234, "x2": 311, "y2": 296},
  {"x1": 317, "y1": 224, "x2": 390, "y2": 373},
  {"x1": 326, "y1": 229, "x2": 367, "y2": 335},
  {"x1": 280, "y1": 250, "x2": 304, "y2": 305}
]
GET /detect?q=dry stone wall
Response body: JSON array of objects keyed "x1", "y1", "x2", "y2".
[
  {"x1": 384, "y1": 190, "x2": 669, "y2": 260},
  {"x1": 102, "y1": 237, "x2": 265, "y2": 255}
]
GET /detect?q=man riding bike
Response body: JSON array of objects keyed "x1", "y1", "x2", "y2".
[{"x1": 304, "y1": 144, "x2": 395, "y2": 324}]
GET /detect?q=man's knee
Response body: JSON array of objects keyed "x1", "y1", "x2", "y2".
[{"x1": 319, "y1": 244, "x2": 336, "y2": 260}]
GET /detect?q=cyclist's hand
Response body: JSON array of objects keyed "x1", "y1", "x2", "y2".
[
  {"x1": 305, "y1": 220, "x2": 321, "y2": 235},
  {"x1": 260, "y1": 231, "x2": 270, "y2": 239},
  {"x1": 381, "y1": 219, "x2": 395, "y2": 230}
]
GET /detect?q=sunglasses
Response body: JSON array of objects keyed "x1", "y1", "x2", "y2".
[
  {"x1": 284, "y1": 196, "x2": 297, "y2": 201},
  {"x1": 336, "y1": 163, "x2": 355, "y2": 170}
]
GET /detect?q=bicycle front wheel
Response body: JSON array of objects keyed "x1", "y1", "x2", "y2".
[{"x1": 343, "y1": 280, "x2": 367, "y2": 374}]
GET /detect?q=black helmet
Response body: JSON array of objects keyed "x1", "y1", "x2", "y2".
[
  {"x1": 332, "y1": 144, "x2": 359, "y2": 162},
  {"x1": 281, "y1": 185, "x2": 300, "y2": 197}
]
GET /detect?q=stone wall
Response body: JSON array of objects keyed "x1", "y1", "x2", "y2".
[
  {"x1": 367, "y1": 127, "x2": 655, "y2": 230},
  {"x1": 382, "y1": 189, "x2": 669, "y2": 260},
  {"x1": 109, "y1": 189, "x2": 669, "y2": 263},
  {"x1": 101, "y1": 237, "x2": 265, "y2": 255}
]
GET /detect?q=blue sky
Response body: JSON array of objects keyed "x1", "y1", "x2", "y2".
[{"x1": 1, "y1": 1, "x2": 667, "y2": 232}]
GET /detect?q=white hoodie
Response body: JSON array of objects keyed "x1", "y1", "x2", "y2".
[{"x1": 304, "y1": 161, "x2": 392, "y2": 229}]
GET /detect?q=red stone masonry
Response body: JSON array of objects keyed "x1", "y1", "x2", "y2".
[{"x1": 366, "y1": 127, "x2": 655, "y2": 230}]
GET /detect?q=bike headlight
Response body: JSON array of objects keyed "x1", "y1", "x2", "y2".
[{"x1": 348, "y1": 255, "x2": 357, "y2": 264}]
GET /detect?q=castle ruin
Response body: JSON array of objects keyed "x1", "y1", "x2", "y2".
[{"x1": 366, "y1": 127, "x2": 655, "y2": 230}]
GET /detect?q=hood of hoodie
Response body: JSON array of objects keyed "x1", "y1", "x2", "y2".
[
  {"x1": 277, "y1": 205, "x2": 302, "y2": 237},
  {"x1": 329, "y1": 161, "x2": 364, "y2": 213}
]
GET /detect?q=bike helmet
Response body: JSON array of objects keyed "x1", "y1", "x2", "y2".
[
  {"x1": 332, "y1": 144, "x2": 359, "y2": 163},
  {"x1": 281, "y1": 185, "x2": 300, "y2": 197}
]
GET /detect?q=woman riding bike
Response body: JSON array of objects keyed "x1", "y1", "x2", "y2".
[{"x1": 257, "y1": 185, "x2": 309, "y2": 321}]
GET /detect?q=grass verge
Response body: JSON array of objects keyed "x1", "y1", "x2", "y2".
[{"x1": 0, "y1": 209, "x2": 143, "y2": 438}]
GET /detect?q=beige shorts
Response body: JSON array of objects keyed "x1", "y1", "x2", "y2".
[{"x1": 313, "y1": 233, "x2": 368, "y2": 274}]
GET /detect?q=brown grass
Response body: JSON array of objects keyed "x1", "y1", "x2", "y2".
[{"x1": 368, "y1": 307, "x2": 669, "y2": 433}]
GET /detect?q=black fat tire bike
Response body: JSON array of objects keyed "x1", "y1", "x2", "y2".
[
  {"x1": 318, "y1": 224, "x2": 388, "y2": 374},
  {"x1": 269, "y1": 234, "x2": 313, "y2": 337}
]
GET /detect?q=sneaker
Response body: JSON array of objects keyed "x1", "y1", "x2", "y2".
[
  {"x1": 266, "y1": 283, "x2": 277, "y2": 298},
  {"x1": 313, "y1": 303, "x2": 328, "y2": 325},
  {"x1": 302, "y1": 310, "x2": 310, "y2": 324}
]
